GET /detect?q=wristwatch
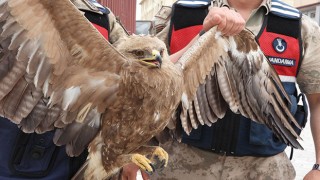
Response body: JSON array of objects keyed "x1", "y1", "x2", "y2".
[{"x1": 312, "y1": 164, "x2": 320, "y2": 170}]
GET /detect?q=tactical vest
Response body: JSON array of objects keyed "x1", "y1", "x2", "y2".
[
  {"x1": 0, "y1": 1, "x2": 110, "y2": 179},
  {"x1": 169, "y1": 0, "x2": 308, "y2": 156}
]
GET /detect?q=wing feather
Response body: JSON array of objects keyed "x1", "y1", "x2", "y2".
[
  {"x1": 197, "y1": 83, "x2": 217, "y2": 124},
  {"x1": 206, "y1": 68, "x2": 227, "y2": 119},
  {"x1": 188, "y1": 100, "x2": 199, "y2": 129},
  {"x1": 0, "y1": 0, "x2": 129, "y2": 155},
  {"x1": 19, "y1": 98, "x2": 49, "y2": 133},
  {"x1": 180, "y1": 103, "x2": 192, "y2": 135},
  {"x1": 193, "y1": 96, "x2": 206, "y2": 126},
  {"x1": 216, "y1": 60, "x2": 240, "y2": 113},
  {"x1": 176, "y1": 27, "x2": 303, "y2": 149},
  {"x1": 35, "y1": 105, "x2": 61, "y2": 134}
]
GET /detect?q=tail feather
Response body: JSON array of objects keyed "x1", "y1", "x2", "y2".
[{"x1": 71, "y1": 160, "x2": 88, "y2": 180}]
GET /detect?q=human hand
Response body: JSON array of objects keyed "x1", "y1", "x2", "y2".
[
  {"x1": 203, "y1": 6, "x2": 245, "y2": 36},
  {"x1": 121, "y1": 163, "x2": 150, "y2": 180},
  {"x1": 303, "y1": 170, "x2": 320, "y2": 180}
]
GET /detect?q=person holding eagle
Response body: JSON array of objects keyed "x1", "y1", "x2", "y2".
[{"x1": 135, "y1": 0, "x2": 320, "y2": 180}]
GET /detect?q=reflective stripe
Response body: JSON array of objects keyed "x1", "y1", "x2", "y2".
[
  {"x1": 279, "y1": 75, "x2": 296, "y2": 83},
  {"x1": 92, "y1": 2, "x2": 104, "y2": 9},
  {"x1": 177, "y1": 1, "x2": 210, "y2": 5},
  {"x1": 271, "y1": 7, "x2": 300, "y2": 18},
  {"x1": 271, "y1": 0, "x2": 300, "y2": 19},
  {"x1": 271, "y1": 1, "x2": 300, "y2": 13}
]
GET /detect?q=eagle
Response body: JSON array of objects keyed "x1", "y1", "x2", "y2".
[{"x1": 0, "y1": 0, "x2": 302, "y2": 179}]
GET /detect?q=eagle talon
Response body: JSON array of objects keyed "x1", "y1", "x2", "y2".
[
  {"x1": 132, "y1": 154, "x2": 154, "y2": 173},
  {"x1": 148, "y1": 154, "x2": 166, "y2": 170},
  {"x1": 144, "y1": 163, "x2": 155, "y2": 175},
  {"x1": 150, "y1": 147, "x2": 169, "y2": 169}
]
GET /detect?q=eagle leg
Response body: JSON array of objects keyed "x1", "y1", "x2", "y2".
[{"x1": 132, "y1": 145, "x2": 169, "y2": 172}]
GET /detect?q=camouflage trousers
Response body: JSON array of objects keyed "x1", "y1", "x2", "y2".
[{"x1": 151, "y1": 140, "x2": 295, "y2": 180}]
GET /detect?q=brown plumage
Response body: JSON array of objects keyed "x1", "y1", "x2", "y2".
[
  {"x1": 175, "y1": 29, "x2": 302, "y2": 150},
  {"x1": 0, "y1": 0, "x2": 302, "y2": 179}
]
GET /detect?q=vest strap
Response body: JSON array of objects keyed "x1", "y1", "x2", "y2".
[{"x1": 266, "y1": 13, "x2": 300, "y2": 39}]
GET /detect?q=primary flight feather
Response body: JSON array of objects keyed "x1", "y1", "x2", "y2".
[{"x1": 0, "y1": 0, "x2": 302, "y2": 179}]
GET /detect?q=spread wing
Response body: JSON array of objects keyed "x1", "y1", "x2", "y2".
[
  {"x1": 175, "y1": 27, "x2": 303, "y2": 149},
  {"x1": 0, "y1": 0, "x2": 128, "y2": 155}
]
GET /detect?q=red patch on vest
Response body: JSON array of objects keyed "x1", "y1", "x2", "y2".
[
  {"x1": 92, "y1": 23, "x2": 109, "y2": 41},
  {"x1": 258, "y1": 28, "x2": 300, "y2": 77},
  {"x1": 170, "y1": 25, "x2": 203, "y2": 54}
]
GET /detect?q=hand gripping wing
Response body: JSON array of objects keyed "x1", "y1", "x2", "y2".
[
  {"x1": 175, "y1": 28, "x2": 303, "y2": 149},
  {"x1": 0, "y1": 0, "x2": 128, "y2": 156}
]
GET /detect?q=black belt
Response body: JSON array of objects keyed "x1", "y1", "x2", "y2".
[{"x1": 211, "y1": 109, "x2": 241, "y2": 155}]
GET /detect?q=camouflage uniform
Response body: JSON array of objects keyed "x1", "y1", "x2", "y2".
[
  {"x1": 107, "y1": 9, "x2": 129, "y2": 43},
  {"x1": 152, "y1": 0, "x2": 320, "y2": 179},
  {"x1": 152, "y1": 140, "x2": 295, "y2": 180}
]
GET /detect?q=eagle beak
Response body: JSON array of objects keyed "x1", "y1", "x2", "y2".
[{"x1": 140, "y1": 50, "x2": 162, "y2": 68}]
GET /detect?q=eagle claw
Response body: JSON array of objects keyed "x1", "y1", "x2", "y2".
[
  {"x1": 149, "y1": 146, "x2": 169, "y2": 170},
  {"x1": 145, "y1": 163, "x2": 155, "y2": 175},
  {"x1": 131, "y1": 154, "x2": 155, "y2": 174}
]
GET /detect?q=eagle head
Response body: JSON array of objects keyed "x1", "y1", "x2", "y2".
[{"x1": 114, "y1": 35, "x2": 167, "y2": 68}]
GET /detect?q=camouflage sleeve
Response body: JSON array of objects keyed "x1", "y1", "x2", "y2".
[
  {"x1": 107, "y1": 9, "x2": 129, "y2": 44},
  {"x1": 153, "y1": 6, "x2": 172, "y2": 52},
  {"x1": 156, "y1": 25, "x2": 170, "y2": 50},
  {"x1": 153, "y1": 6, "x2": 172, "y2": 34},
  {"x1": 297, "y1": 15, "x2": 320, "y2": 94}
]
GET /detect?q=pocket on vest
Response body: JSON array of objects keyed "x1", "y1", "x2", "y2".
[{"x1": 9, "y1": 131, "x2": 59, "y2": 178}]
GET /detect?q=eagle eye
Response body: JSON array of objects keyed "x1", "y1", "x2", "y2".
[{"x1": 132, "y1": 50, "x2": 145, "y2": 57}]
